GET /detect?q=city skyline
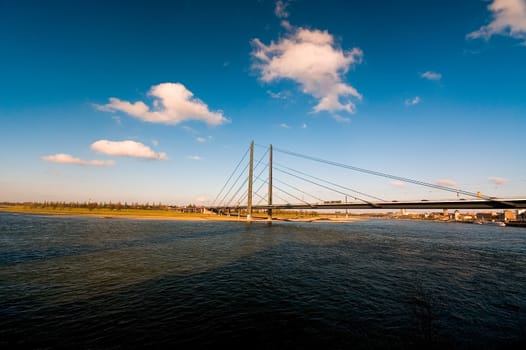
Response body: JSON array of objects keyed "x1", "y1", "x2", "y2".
[{"x1": 1, "y1": 0, "x2": 525, "y2": 204}]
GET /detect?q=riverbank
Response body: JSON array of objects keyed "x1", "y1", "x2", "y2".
[{"x1": 0, "y1": 205, "x2": 363, "y2": 223}]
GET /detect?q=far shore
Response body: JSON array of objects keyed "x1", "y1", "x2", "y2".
[{"x1": 0, "y1": 205, "x2": 364, "y2": 223}]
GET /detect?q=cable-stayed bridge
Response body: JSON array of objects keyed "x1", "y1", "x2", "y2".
[{"x1": 209, "y1": 141, "x2": 526, "y2": 221}]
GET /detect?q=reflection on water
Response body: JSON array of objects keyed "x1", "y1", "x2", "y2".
[{"x1": 1, "y1": 213, "x2": 525, "y2": 348}]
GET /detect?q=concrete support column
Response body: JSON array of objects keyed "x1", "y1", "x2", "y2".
[
  {"x1": 267, "y1": 144, "x2": 273, "y2": 222},
  {"x1": 247, "y1": 141, "x2": 254, "y2": 222}
]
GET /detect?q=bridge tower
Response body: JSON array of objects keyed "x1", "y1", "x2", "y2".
[
  {"x1": 246, "y1": 140, "x2": 254, "y2": 222},
  {"x1": 268, "y1": 144, "x2": 273, "y2": 221}
]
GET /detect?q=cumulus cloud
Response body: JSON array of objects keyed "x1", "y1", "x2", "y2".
[
  {"x1": 390, "y1": 180, "x2": 405, "y2": 188},
  {"x1": 489, "y1": 176, "x2": 508, "y2": 185},
  {"x1": 91, "y1": 140, "x2": 168, "y2": 160},
  {"x1": 405, "y1": 96, "x2": 421, "y2": 106},
  {"x1": 251, "y1": 25, "x2": 363, "y2": 114},
  {"x1": 41, "y1": 154, "x2": 114, "y2": 167},
  {"x1": 436, "y1": 179, "x2": 458, "y2": 187},
  {"x1": 468, "y1": 0, "x2": 526, "y2": 43},
  {"x1": 421, "y1": 71, "x2": 442, "y2": 81},
  {"x1": 275, "y1": 0, "x2": 290, "y2": 19},
  {"x1": 96, "y1": 83, "x2": 229, "y2": 126}
]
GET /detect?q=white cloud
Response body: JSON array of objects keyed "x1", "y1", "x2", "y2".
[
  {"x1": 91, "y1": 140, "x2": 168, "y2": 160},
  {"x1": 188, "y1": 155, "x2": 202, "y2": 161},
  {"x1": 279, "y1": 123, "x2": 291, "y2": 128},
  {"x1": 181, "y1": 126, "x2": 198, "y2": 134},
  {"x1": 96, "y1": 82, "x2": 229, "y2": 126},
  {"x1": 489, "y1": 176, "x2": 508, "y2": 185},
  {"x1": 436, "y1": 179, "x2": 458, "y2": 187},
  {"x1": 301, "y1": 123, "x2": 308, "y2": 128},
  {"x1": 195, "y1": 136, "x2": 213, "y2": 143},
  {"x1": 405, "y1": 96, "x2": 421, "y2": 106},
  {"x1": 468, "y1": 0, "x2": 526, "y2": 43},
  {"x1": 251, "y1": 25, "x2": 363, "y2": 114},
  {"x1": 151, "y1": 139, "x2": 159, "y2": 147},
  {"x1": 390, "y1": 180, "x2": 405, "y2": 188},
  {"x1": 275, "y1": 0, "x2": 290, "y2": 19},
  {"x1": 421, "y1": 71, "x2": 442, "y2": 81},
  {"x1": 112, "y1": 115, "x2": 122, "y2": 126},
  {"x1": 267, "y1": 90, "x2": 290, "y2": 99},
  {"x1": 332, "y1": 114, "x2": 351, "y2": 123},
  {"x1": 41, "y1": 154, "x2": 114, "y2": 167},
  {"x1": 280, "y1": 19, "x2": 293, "y2": 31}
]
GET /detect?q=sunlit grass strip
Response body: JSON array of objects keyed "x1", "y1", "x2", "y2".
[{"x1": 0, "y1": 205, "x2": 206, "y2": 218}]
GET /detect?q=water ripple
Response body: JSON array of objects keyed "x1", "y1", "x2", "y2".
[{"x1": 1, "y1": 213, "x2": 525, "y2": 348}]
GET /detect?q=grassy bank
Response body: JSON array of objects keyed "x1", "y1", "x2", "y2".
[
  {"x1": 0, "y1": 204, "x2": 363, "y2": 222},
  {"x1": 0, "y1": 205, "x2": 214, "y2": 220}
]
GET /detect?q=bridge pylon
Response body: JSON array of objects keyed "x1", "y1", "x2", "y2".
[
  {"x1": 246, "y1": 140, "x2": 254, "y2": 222},
  {"x1": 268, "y1": 144, "x2": 273, "y2": 222}
]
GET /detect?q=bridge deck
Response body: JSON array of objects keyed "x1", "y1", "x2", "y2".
[{"x1": 211, "y1": 199, "x2": 526, "y2": 211}]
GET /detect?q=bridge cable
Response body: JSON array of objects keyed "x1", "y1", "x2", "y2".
[
  {"x1": 218, "y1": 162, "x2": 249, "y2": 207},
  {"x1": 236, "y1": 177, "x2": 268, "y2": 208},
  {"x1": 274, "y1": 162, "x2": 385, "y2": 202},
  {"x1": 226, "y1": 177, "x2": 249, "y2": 208},
  {"x1": 253, "y1": 177, "x2": 270, "y2": 206},
  {"x1": 249, "y1": 176, "x2": 301, "y2": 205},
  {"x1": 273, "y1": 177, "x2": 325, "y2": 203},
  {"x1": 254, "y1": 191, "x2": 290, "y2": 208},
  {"x1": 274, "y1": 166, "x2": 379, "y2": 207},
  {"x1": 269, "y1": 181, "x2": 313, "y2": 206},
  {"x1": 253, "y1": 192, "x2": 268, "y2": 206},
  {"x1": 273, "y1": 147, "x2": 493, "y2": 201},
  {"x1": 253, "y1": 183, "x2": 290, "y2": 206},
  {"x1": 212, "y1": 147, "x2": 249, "y2": 206},
  {"x1": 228, "y1": 151, "x2": 269, "y2": 207}
]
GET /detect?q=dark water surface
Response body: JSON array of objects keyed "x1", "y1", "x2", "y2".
[{"x1": 1, "y1": 213, "x2": 525, "y2": 349}]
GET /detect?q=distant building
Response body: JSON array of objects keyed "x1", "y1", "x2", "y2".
[
  {"x1": 503, "y1": 210, "x2": 516, "y2": 222},
  {"x1": 454, "y1": 210, "x2": 475, "y2": 222},
  {"x1": 476, "y1": 212, "x2": 498, "y2": 221}
]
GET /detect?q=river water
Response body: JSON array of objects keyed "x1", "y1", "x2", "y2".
[{"x1": 1, "y1": 213, "x2": 525, "y2": 349}]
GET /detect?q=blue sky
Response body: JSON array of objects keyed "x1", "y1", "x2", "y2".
[{"x1": 1, "y1": 0, "x2": 525, "y2": 205}]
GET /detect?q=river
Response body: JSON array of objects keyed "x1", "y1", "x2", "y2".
[{"x1": 1, "y1": 213, "x2": 525, "y2": 348}]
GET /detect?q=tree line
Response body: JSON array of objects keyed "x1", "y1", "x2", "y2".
[{"x1": 1, "y1": 201, "x2": 203, "y2": 211}]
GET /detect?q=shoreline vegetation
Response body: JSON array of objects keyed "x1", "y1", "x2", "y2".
[
  {"x1": 2, "y1": 202, "x2": 522, "y2": 225},
  {"x1": 0, "y1": 204, "x2": 364, "y2": 223}
]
